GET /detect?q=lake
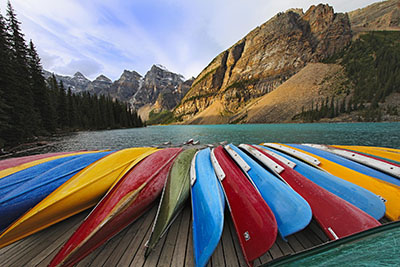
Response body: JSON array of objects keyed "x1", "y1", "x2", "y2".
[{"x1": 43, "y1": 122, "x2": 400, "y2": 152}]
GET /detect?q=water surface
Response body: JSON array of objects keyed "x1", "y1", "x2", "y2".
[{"x1": 44, "y1": 122, "x2": 400, "y2": 152}]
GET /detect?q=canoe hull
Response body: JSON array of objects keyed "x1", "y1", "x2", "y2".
[
  {"x1": 278, "y1": 143, "x2": 400, "y2": 221},
  {"x1": 258, "y1": 145, "x2": 386, "y2": 220},
  {"x1": 145, "y1": 148, "x2": 197, "y2": 256},
  {"x1": 250, "y1": 145, "x2": 380, "y2": 240},
  {"x1": 49, "y1": 148, "x2": 182, "y2": 267},
  {"x1": 228, "y1": 144, "x2": 312, "y2": 238},
  {"x1": 213, "y1": 146, "x2": 277, "y2": 264},
  {"x1": 0, "y1": 147, "x2": 157, "y2": 249},
  {"x1": 191, "y1": 148, "x2": 225, "y2": 267},
  {"x1": 0, "y1": 151, "x2": 111, "y2": 232}
]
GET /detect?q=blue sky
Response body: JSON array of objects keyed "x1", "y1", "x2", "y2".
[{"x1": 1, "y1": 0, "x2": 379, "y2": 81}]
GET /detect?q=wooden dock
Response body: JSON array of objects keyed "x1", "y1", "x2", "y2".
[{"x1": 0, "y1": 203, "x2": 389, "y2": 267}]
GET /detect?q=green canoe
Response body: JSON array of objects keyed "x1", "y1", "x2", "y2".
[{"x1": 145, "y1": 148, "x2": 197, "y2": 256}]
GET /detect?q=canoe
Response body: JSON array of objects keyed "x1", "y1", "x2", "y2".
[
  {"x1": 49, "y1": 148, "x2": 182, "y2": 267},
  {"x1": 212, "y1": 146, "x2": 277, "y2": 265},
  {"x1": 266, "y1": 221, "x2": 400, "y2": 266},
  {"x1": 0, "y1": 151, "x2": 98, "y2": 179},
  {"x1": 190, "y1": 148, "x2": 225, "y2": 267},
  {"x1": 267, "y1": 143, "x2": 400, "y2": 221},
  {"x1": 304, "y1": 144, "x2": 400, "y2": 178},
  {"x1": 332, "y1": 145, "x2": 400, "y2": 163},
  {"x1": 291, "y1": 144, "x2": 400, "y2": 187},
  {"x1": 242, "y1": 144, "x2": 380, "y2": 240},
  {"x1": 0, "y1": 147, "x2": 157, "y2": 248},
  {"x1": 225, "y1": 144, "x2": 312, "y2": 238},
  {"x1": 0, "y1": 151, "x2": 79, "y2": 171},
  {"x1": 0, "y1": 151, "x2": 112, "y2": 232},
  {"x1": 257, "y1": 145, "x2": 386, "y2": 220},
  {"x1": 145, "y1": 148, "x2": 197, "y2": 257},
  {"x1": 0, "y1": 152, "x2": 103, "y2": 196}
]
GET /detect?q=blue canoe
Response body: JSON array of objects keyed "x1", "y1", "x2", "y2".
[
  {"x1": 0, "y1": 151, "x2": 112, "y2": 232},
  {"x1": 190, "y1": 148, "x2": 225, "y2": 267},
  {"x1": 289, "y1": 144, "x2": 400, "y2": 187},
  {"x1": 0, "y1": 154, "x2": 90, "y2": 195},
  {"x1": 257, "y1": 145, "x2": 386, "y2": 220},
  {"x1": 227, "y1": 144, "x2": 312, "y2": 238}
]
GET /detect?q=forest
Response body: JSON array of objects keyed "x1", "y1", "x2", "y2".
[
  {"x1": 297, "y1": 31, "x2": 400, "y2": 122},
  {"x1": 0, "y1": 3, "x2": 143, "y2": 147}
]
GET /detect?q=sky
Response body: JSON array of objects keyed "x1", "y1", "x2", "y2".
[{"x1": 0, "y1": 0, "x2": 380, "y2": 81}]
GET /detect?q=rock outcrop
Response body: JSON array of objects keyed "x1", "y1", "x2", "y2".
[
  {"x1": 349, "y1": 0, "x2": 400, "y2": 33},
  {"x1": 174, "y1": 4, "x2": 352, "y2": 121}
]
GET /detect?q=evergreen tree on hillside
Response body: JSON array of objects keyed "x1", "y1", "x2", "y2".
[
  {"x1": 57, "y1": 81, "x2": 68, "y2": 128},
  {"x1": 6, "y1": 1, "x2": 39, "y2": 140},
  {"x1": 27, "y1": 40, "x2": 56, "y2": 132},
  {"x1": 0, "y1": 11, "x2": 12, "y2": 144}
]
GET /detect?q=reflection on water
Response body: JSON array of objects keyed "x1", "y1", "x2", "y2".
[{"x1": 39, "y1": 122, "x2": 400, "y2": 152}]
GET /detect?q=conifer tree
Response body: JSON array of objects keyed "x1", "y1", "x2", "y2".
[
  {"x1": 27, "y1": 40, "x2": 56, "y2": 132},
  {"x1": 57, "y1": 81, "x2": 68, "y2": 128},
  {"x1": 6, "y1": 1, "x2": 39, "y2": 140}
]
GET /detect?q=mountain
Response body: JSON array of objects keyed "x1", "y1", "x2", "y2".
[
  {"x1": 43, "y1": 71, "x2": 91, "y2": 93},
  {"x1": 174, "y1": 0, "x2": 400, "y2": 124},
  {"x1": 174, "y1": 4, "x2": 352, "y2": 122},
  {"x1": 44, "y1": 65, "x2": 191, "y2": 117}
]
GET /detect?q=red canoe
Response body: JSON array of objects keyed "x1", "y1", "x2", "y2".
[
  {"x1": 244, "y1": 144, "x2": 381, "y2": 240},
  {"x1": 211, "y1": 146, "x2": 277, "y2": 266},
  {"x1": 49, "y1": 148, "x2": 182, "y2": 267},
  {"x1": 0, "y1": 151, "x2": 78, "y2": 171}
]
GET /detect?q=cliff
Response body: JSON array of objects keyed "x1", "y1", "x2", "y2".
[{"x1": 174, "y1": 4, "x2": 352, "y2": 121}]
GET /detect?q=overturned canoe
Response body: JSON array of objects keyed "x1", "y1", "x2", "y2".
[
  {"x1": 0, "y1": 151, "x2": 112, "y2": 232},
  {"x1": 49, "y1": 148, "x2": 182, "y2": 267},
  {"x1": 332, "y1": 145, "x2": 400, "y2": 164},
  {"x1": 226, "y1": 144, "x2": 312, "y2": 238},
  {"x1": 257, "y1": 145, "x2": 386, "y2": 220},
  {"x1": 303, "y1": 144, "x2": 400, "y2": 179},
  {"x1": 0, "y1": 151, "x2": 79, "y2": 171},
  {"x1": 268, "y1": 143, "x2": 400, "y2": 221},
  {"x1": 0, "y1": 152, "x2": 103, "y2": 196},
  {"x1": 0, "y1": 147, "x2": 157, "y2": 248},
  {"x1": 191, "y1": 148, "x2": 225, "y2": 267},
  {"x1": 292, "y1": 144, "x2": 400, "y2": 187},
  {"x1": 0, "y1": 151, "x2": 97, "y2": 179},
  {"x1": 145, "y1": 148, "x2": 197, "y2": 257},
  {"x1": 243, "y1": 144, "x2": 380, "y2": 240},
  {"x1": 212, "y1": 146, "x2": 277, "y2": 266}
]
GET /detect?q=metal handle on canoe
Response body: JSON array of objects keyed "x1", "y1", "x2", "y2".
[
  {"x1": 239, "y1": 144, "x2": 285, "y2": 174},
  {"x1": 263, "y1": 143, "x2": 321, "y2": 167},
  {"x1": 210, "y1": 149, "x2": 226, "y2": 181},
  {"x1": 224, "y1": 145, "x2": 251, "y2": 172}
]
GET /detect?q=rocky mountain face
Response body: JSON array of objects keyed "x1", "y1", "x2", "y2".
[
  {"x1": 349, "y1": 0, "x2": 400, "y2": 33},
  {"x1": 44, "y1": 65, "x2": 191, "y2": 113},
  {"x1": 43, "y1": 70, "x2": 91, "y2": 93},
  {"x1": 174, "y1": 4, "x2": 352, "y2": 121}
]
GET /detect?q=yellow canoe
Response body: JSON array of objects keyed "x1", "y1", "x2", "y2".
[
  {"x1": 0, "y1": 151, "x2": 103, "y2": 179},
  {"x1": 332, "y1": 145, "x2": 400, "y2": 163},
  {"x1": 0, "y1": 147, "x2": 158, "y2": 248},
  {"x1": 269, "y1": 143, "x2": 400, "y2": 221}
]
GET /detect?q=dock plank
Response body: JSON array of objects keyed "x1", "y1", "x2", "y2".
[
  {"x1": 170, "y1": 206, "x2": 191, "y2": 267},
  {"x1": 227, "y1": 216, "x2": 247, "y2": 267},
  {"x1": 156, "y1": 210, "x2": 184, "y2": 267}
]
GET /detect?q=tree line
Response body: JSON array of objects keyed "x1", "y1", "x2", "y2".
[{"x1": 0, "y1": 2, "x2": 143, "y2": 147}]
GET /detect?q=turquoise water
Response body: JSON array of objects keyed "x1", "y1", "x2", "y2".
[{"x1": 47, "y1": 122, "x2": 400, "y2": 151}]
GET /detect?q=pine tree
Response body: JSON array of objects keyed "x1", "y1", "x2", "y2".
[
  {"x1": 6, "y1": 1, "x2": 39, "y2": 140},
  {"x1": 27, "y1": 40, "x2": 56, "y2": 132},
  {"x1": 0, "y1": 10, "x2": 12, "y2": 145},
  {"x1": 57, "y1": 81, "x2": 68, "y2": 128}
]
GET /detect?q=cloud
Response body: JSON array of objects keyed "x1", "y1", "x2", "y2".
[{"x1": 1, "y1": 0, "x2": 380, "y2": 81}]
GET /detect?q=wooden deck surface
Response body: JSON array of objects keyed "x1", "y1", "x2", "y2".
[{"x1": 0, "y1": 203, "x2": 389, "y2": 267}]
